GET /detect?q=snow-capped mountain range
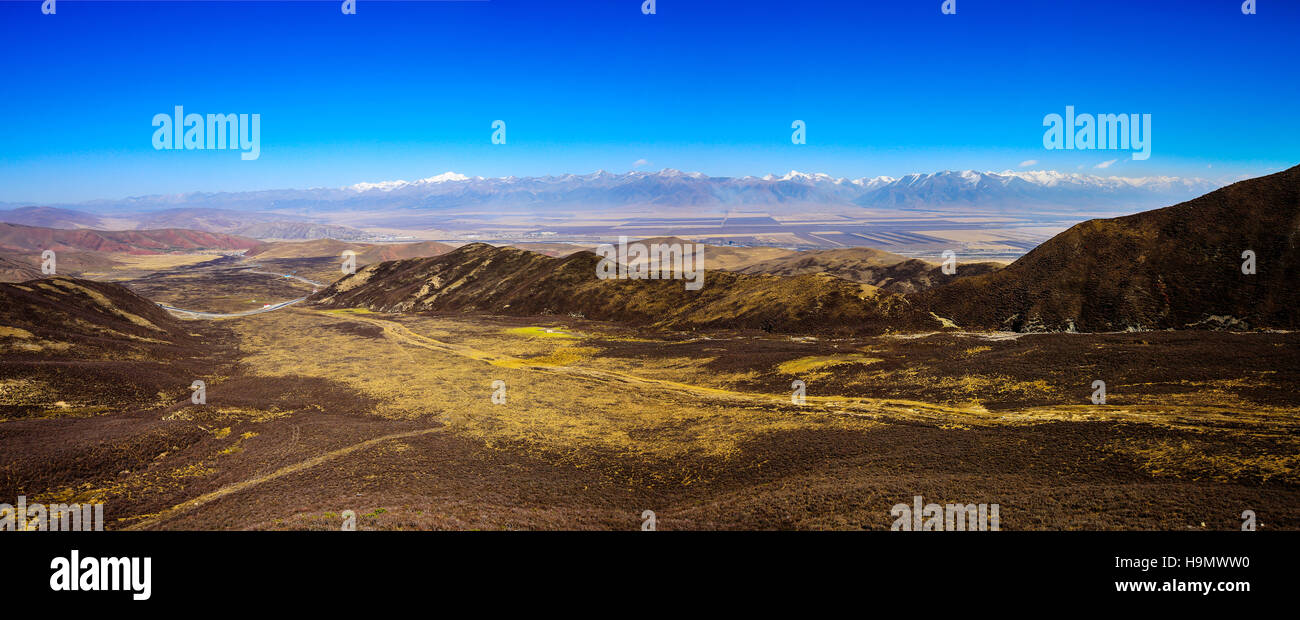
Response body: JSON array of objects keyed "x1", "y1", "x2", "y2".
[
  {"x1": 48, "y1": 168, "x2": 1219, "y2": 215},
  {"x1": 333, "y1": 168, "x2": 1218, "y2": 212}
]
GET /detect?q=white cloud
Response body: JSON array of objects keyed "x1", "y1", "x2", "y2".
[
  {"x1": 1094, "y1": 159, "x2": 1119, "y2": 169},
  {"x1": 1018, "y1": 159, "x2": 1038, "y2": 167},
  {"x1": 632, "y1": 158, "x2": 650, "y2": 168}
]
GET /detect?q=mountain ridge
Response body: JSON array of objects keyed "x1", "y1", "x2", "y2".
[
  {"x1": 0, "y1": 223, "x2": 261, "y2": 255},
  {"x1": 734, "y1": 247, "x2": 1003, "y2": 293},
  {"x1": 309, "y1": 243, "x2": 939, "y2": 335},
  {"x1": 919, "y1": 164, "x2": 1300, "y2": 331}
]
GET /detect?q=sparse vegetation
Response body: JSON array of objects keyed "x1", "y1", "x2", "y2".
[{"x1": 2, "y1": 189, "x2": 1298, "y2": 531}]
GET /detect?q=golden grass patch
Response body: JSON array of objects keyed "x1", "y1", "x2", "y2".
[
  {"x1": 47, "y1": 279, "x2": 164, "y2": 332},
  {"x1": 777, "y1": 355, "x2": 881, "y2": 375},
  {"x1": 163, "y1": 407, "x2": 291, "y2": 424},
  {"x1": 505, "y1": 326, "x2": 578, "y2": 339},
  {"x1": 0, "y1": 326, "x2": 34, "y2": 339},
  {"x1": 228, "y1": 310, "x2": 875, "y2": 470},
  {"x1": 504, "y1": 346, "x2": 599, "y2": 367}
]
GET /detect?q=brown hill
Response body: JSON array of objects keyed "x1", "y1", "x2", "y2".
[
  {"x1": 0, "y1": 223, "x2": 260, "y2": 255},
  {"x1": 502, "y1": 237, "x2": 796, "y2": 268},
  {"x1": 0, "y1": 250, "x2": 127, "y2": 282},
  {"x1": 0, "y1": 254, "x2": 43, "y2": 283},
  {"x1": 245, "y1": 239, "x2": 455, "y2": 263},
  {"x1": 310, "y1": 243, "x2": 939, "y2": 334},
  {"x1": 0, "y1": 206, "x2": 104, "y2": 229},
  {"x1": 734, "y1": 247, "x2": 1002, "y2": 293},
  {"x1": 919, "y1": 165, "x2": 1300, "y2": 331},
  {"x1": 0, "y1": 277, "x2": 227, "y2": 418},
  {"x1": 361, "y1": 241, "x2": 457, "y2": 262},
  {"x1": 0, "y1": 277, "x2": 193, "y2": 351}
]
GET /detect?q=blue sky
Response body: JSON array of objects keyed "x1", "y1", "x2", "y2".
[{"x1": 1, "y1": 0, "x2": 1296, "y2": 203}]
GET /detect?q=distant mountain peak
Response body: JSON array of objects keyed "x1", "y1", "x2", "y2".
[{"x1": 348, "y1": 171, "x2": 471, "y2": 192}]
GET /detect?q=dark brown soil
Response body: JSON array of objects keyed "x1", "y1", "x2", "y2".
[{"x1": 590, "y1": 330, "x2": 1300, "y2": 410}]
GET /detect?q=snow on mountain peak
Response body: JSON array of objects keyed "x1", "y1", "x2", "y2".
[
  {"x1": 342, "y1": 168, "x2": 1216, "y2": 208},
  {"x1": 418, "y1": 171, "x2": 471, "y2": 184},
  {"x1": 349, "y1": 171, "x2": 470, "y2": 192}
]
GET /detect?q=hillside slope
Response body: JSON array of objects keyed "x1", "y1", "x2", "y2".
[
  {"x1": 0, "y1": 277, "x2": 196, "y2": 353},
  {"x1": 0, "y1": 254, "x2": 43, "y2": 283},
  {"x1": 734, "y1": 247, "x2": 1002, "y2": 293},
  {"x1": 919, "y1": 165, "x2": 1300, "y2": 331},
  {"x1": 310, "y1": 243, "x2": 938, "y2": 334},
  {"x1": 0, "y1": 223, "x2": 260, "y2": 255},
  {"x1": 0, "y1": 206, "x2": 104, "y2": 229},
  {"x1": 0, "y1": 277, "x2": 233, "y2": 419}
]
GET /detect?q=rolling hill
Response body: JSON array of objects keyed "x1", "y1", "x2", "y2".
[
  {"x1": 0, "y1": 249, "x2": 128, "y2": 282},
  {"x1": 499, "y1": 237, "x2": 798, "y2": 269},
  {"x1": 919, "y1": 164, "x2": 1300, "y2": 331},
  {"x1": 130, "y1": 209, "x2": 378, "y2": 241},
  {"x1": 0, "y1": 206, "x2": 104, "y2": 229},
  {"x1": 310, "y1": 243, "x2": 939, "y2": 334},
  {"x1": 0, "y1": 276, "x2": 231, "y2": 420},
  {"x1": 0, "y1": 254, "x2": 44, "y2": 282},
  {"x1": 0, "y1": 277, "x2": 185, "y2": 349},
  {"x1": 0, "y1": 223, "x2": 260, "y2": 255},
  {"x1": 733, "y1": 247, "x2": 1002, "y2": 293}
]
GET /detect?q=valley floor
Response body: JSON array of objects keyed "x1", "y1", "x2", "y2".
[{"x1": 3, "y1": 287, "x2": 1297, "y2": 530}]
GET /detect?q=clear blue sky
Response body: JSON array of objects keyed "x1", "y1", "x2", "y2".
[{"x1": 1, "y1": 0, "x2": 1296, "y2": 203}]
